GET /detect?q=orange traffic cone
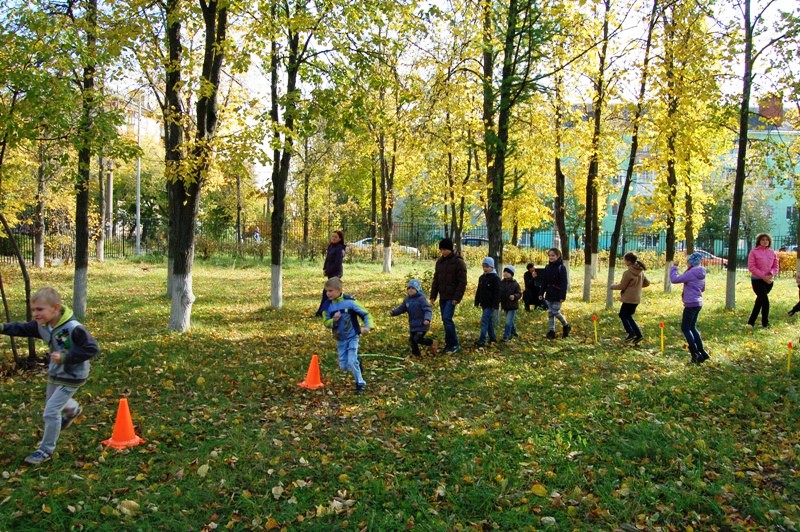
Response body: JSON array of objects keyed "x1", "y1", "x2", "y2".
[
  {"x1": 298, "y1": 354, "x2": 324, "y2": 389},
  {"x1": 102, "y1": 398, "x2": 144, "y2": 449}
]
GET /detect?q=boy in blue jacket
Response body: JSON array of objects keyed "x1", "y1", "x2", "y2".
[
  {"x1": 389, "y1": 279, "x2": 435, "y2": 356},
  {"x1": 1, "y1": 287, "x2": 99, "y2": 464},
  {"x1": 323, "y1": 278, "x2": 374, "y2": 394}
]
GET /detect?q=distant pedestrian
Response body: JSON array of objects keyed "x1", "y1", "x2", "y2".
[
  {"x1": 523, "y1": 263, "x2": 545, "y2": 311},
  {"x1": 609, "y1": 252, "x2": 650, "y2": 345},
  {"x1": 315, "y1": 230, "x2": 346, "y2": 317},
  {"x1": 474, "y1": 257, "x2": 500, "y2": 346},
  {"x1": 430, "y1": 238, "x2": 468, "y2": 353},
  {"x1": 322, "y1": 277, "x2": 373, "y2": 395},
  {"x1": 499, "y1": 265, "x2": 522, "y2": 341},
  {"x1": 670, "y1": 252, "x2": 709, "y2": 364},
  {"x1": 541, "y1": 248, "x2": 571, "y2": 340},
  {"x1": 747, "y1": 233, "x2": 779, "y2": 328},
  {"x1": 253, "y1": 228, "x2": 261, "y2": 242},
  {"x1": 1, "y1": 287, "x2": 99, "y2": 465},
  {"x1": 389, "y1": 279, "x2": 435, "y2": 356}
]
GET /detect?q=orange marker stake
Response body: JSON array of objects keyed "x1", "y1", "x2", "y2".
[
  {"x1": 660, "y1": 322, "x2": 665, "y2": 355},
  {"x1": 592, "y1": 314, "x2": 598, "y2": 344}
]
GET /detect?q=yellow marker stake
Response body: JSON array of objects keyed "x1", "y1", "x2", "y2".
[
  {"x1": 660, "y1": 322, "x2": 665, "y2": 355},
  {"x1": 592, "y1": 315, "x2": 598, "y2": 344}
]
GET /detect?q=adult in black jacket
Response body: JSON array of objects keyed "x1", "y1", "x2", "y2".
[
  {"x1": 523, "y1": 263, "x2": 546, "y2": 311},
  {"x1": 430, "y1": 238, "x2": 467, "y2": 353}
]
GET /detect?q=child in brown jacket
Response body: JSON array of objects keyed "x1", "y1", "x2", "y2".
[{"x1": 610, "y1": 252, "x2": 650, "y2": 345}]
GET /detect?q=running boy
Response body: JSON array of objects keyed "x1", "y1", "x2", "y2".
[
  {"x1": 323, "y1": 277, "x2": 374, "y2": 394},
  {"x1": 389, "y1": 279, "x2": 435, "y2": 356},
  {"x1": 1, "y1": 287, "x2": 99, "y2": 464}
]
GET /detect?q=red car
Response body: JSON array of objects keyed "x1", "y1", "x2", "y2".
[{"x1": 690, "y1": 249, "x2": 728, "y2": 267}]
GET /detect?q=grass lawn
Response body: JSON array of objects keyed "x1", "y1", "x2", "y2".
[{"x1": 0, "y1": 257, "x2": 798, "y2": 530}]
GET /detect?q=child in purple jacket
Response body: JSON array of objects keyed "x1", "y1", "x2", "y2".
[{"x1": 670, "y1": 252, "x2": 709, "y2": 364}]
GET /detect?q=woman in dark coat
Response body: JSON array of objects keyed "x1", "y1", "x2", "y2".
[{"x1": 315, "y1": 230, "x2": 346, "y2": 317}]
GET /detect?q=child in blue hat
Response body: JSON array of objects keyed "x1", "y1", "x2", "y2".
[
  {"x1": 389, "y1": 279, "x2": 436, "y2": 356},
  {"x1": 474, "y1": 257, "x2": 500, "y2": 346}
]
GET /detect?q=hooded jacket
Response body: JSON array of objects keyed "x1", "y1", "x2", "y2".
[
  {"x1": 324, "y1": 294, "x2": 374, "y2": 341},
  {"x1": 611, "y1": 263, "x2": 651, "y2": 304},
  {"x1": 500, "y1": 277, "x2": 522, "y2": 311},
  {"x1": 390, "y1": 291, "x2": 433, "y2": 333},
  {"x1": 1, "y1": 306, "x2": 99, "y2": 386},
  {"x1": 542, "y1": 258, "x2": 568, "y2": 302},
  {"x1": 747, "y1": 245, "x2": 779, "y2": 280},
  {"x1": 669, "y1": 265, "x2": 706, "y2": 307}
]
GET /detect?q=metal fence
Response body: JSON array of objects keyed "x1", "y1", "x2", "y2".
[{"x1": 1, "y1": 220, "x2": 796, "y2": 266}]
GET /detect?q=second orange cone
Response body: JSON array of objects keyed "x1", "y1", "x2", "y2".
[
  {"x1": 298, "y1": 354, "x2": 324, "y2": 389},
  {"x1": 102, "y1": 398, "x2": 144, "y2": 449}
]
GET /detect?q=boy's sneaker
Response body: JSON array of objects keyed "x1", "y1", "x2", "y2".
[
  {"x1": 696, "y1": 351, "x2": 710, "y2": 363},
  {"x1": 355, "y1": 383, "x2": 366, "y2": 395},
  {"x1": 24, "y1": 449, "x2": 51, "y2": 465},
  {"x1": 632, "y1": 336, "x2": 643, "y2": 346},
  {"x1": 624, "y1": 334, "x2": 634, "y2": 343},
  {"x1": 61, "y1": 406, "x2": 83, "y2": 430},
  {"x1": 562, "y1": 324, "x2": 571, "y2": 338},
  {"x1": 546, "y1": 330, "x2": 556, "y2": 340},
  {"x1": 473, "y1": 341, "x2": 486, "y2": 348},
  {"x1": 444, "y1": 345, "x2": 461, "y2": 354}
]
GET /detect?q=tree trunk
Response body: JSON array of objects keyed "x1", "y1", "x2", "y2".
[
  {"x1": 269, "y1": 22, "x2": 298, "y2": 308},
  {"x1": 726, "y1": 0, "x2": 753, "y2": 310},
  {"x1": 164, "y1": 0, "x2": 184, "y2": 300},
  {"x1": 584, "y1": 0, "x2": 609, "y2": 302},
  {"x1": 34, "y1": 146, "x2": 46, "y2": 269},
  {"x1": 97, "y1": 155, "x2": 105, "y2": 262},
  {"x1": 168, "y1": 0, "x2": 226, "y2": 329},
  {"x1": 73, "y1": 0, "x2": 97, "y2": 319},
  {"x1": 663, "y1": 8, "x2": 679, "y2": 294},
  {"x1": 0, "y1": 213, "x2": 37, "y2": 366},
  {"x1": 606, "y1": 0, "x2": 658, "y2": 309},
  {"x1": 554, "y1": 71, "x2": 568, "y2": 275}
]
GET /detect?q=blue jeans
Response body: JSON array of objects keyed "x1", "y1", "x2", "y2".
[
  {"x1": 478, "y1": 307, "x2": 497, "y2": 343},
  {"x1": 619, "y1": 303, "x2": 641, "y2": 338},
  {"x1": 503, "y1": 310, "x2": 517, "y2": 340},
  {"x1": 337, "y1": 336, "x2": 365, "y2": 386},
  {"x1": 40, "y1": 383, "x2": 80, "y2": 455},
  {"x1": 439, "y1": 299, "x2": 459, "y2": 349},
  {"x1": 681, "y1": 306, "x2": 705, "y2": 354}
]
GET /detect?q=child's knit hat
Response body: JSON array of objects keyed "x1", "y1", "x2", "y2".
[
  {"x1": 482, "y1": 257, "x2": 495, "y2": 269},
  {"x1": 407, "y1": 279, "x2": 422, "y2": 292},
  {"x1": 439, "y1": 238, "x2": 454, "y2": 251},
  {"x1": 503, "y1": 265, "x2": 515, "y2": 276},
  {"x1": 687, "y1": 252, "x2": 704, "y2": 267}
]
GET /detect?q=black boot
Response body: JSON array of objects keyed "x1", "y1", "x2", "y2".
[{"x1": 689, "y1": 346, "x2": 699, "y2": 364}]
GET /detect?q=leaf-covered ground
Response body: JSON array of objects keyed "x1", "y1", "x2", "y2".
[{"x1": 0, "y1": 259, "x2": 798, "y2": 530}]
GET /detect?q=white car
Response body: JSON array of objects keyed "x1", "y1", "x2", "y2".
[{"x1": 350, "y1": 237, "x2": 420, "y2": 256}]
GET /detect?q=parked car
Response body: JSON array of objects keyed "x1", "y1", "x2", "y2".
[
  {"x1": 461, "y1": 236, "x2": 489, "y2": 247},
  {"x1": 350, "y1": 237, "x2": 420, "y2": 257},
  {"x1": 689, "y1": 249, "x2": 728, "y2": 267}
]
